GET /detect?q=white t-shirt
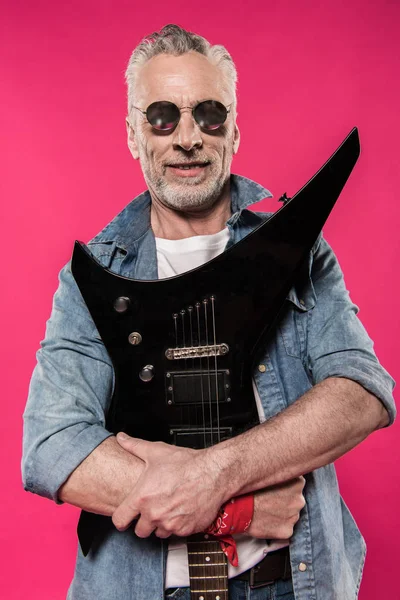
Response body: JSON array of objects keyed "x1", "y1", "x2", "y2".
[{"x1": 155, "y1": 228, "x2": 289, "y2": 589}]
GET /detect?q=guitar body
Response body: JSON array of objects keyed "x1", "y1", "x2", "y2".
[{"x1": 71, "y1": 129, "x2": 360, "y2": 598}]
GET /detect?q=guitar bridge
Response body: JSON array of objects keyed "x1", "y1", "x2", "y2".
[{"x1": 165, "y1": 343, "x2": 229, "y2": 360}]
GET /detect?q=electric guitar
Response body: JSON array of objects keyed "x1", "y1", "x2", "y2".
[{"x1": 71, "y1": 128, "x2": 360, "y2": 600}]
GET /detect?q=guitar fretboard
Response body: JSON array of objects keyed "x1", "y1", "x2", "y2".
[{"x1": 187, "y1": 534, "x2": 228, "y2": 600}]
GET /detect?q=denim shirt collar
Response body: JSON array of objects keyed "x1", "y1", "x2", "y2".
[
  {"x1": 91, "y1": 174, "x2": 272, "y2": 253},
  {"x1": 87, "y1": 175, "x2": 316, "y2": 310}
]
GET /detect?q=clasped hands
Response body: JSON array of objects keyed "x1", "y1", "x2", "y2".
[{"x1": 112, "y1": 433, "x2": 306, "y2": 540}]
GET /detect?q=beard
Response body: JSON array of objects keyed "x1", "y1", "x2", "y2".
[
  {"x1": 141, "y1": 155, "x2": 231, "y2": 212},
  {"x1": 154, "y1": 173, "x2": 227, "y2": 211}
]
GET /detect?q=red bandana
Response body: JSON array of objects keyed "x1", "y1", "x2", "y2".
[{"x1": 204, "y1": 494, "x2": 254, "y2": 566}]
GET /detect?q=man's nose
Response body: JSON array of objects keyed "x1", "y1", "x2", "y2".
[{"x1": 172, "y1": 109, "x2": 203, "y2": 151}]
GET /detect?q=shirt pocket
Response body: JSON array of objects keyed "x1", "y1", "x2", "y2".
[{"x1": 278, "y1": 280, "x2": 316, "y2": 359}]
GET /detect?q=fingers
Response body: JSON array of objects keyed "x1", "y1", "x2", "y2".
[
  {"x1": 136, "y1": 521, "x2": 172, "y2": 539},
  {"x1": 296, "y1": 476, "x2": 306, "y2": 509},
  {"x1": 116, "y1": 433, "x2": 149, "y2": 459},
  {"x1": 116, "y1": 434, "x2": 174, "y2": 463},
  {"x1": 134, "y1": 515, "x2": 157, "y2": 538},
  {"x1": 298, "y1": 475, "x2": 306, "y2": 489},
  {"x1": 154, "y1": 527, "x2": 172, "y2": 539},
  {"x1": 112, "y1": 492, "x2": 173, "y2": 538},
  {"x1": 290, "y1": 477, "x2": 306, "y2": 511},
  {"x1": 113, "y1": 504, "x2": 171, "y2": 539},
  {"x1": 112, "y1": 495, "x2": 140, "y2": 531}
]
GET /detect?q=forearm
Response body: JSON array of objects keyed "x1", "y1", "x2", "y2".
[
  {"x1": 213, "y1": 377, "x2": 389, "y2": 501},
  {"x1": 58, "y1": 436, "x2": 145, "y2": 515}
]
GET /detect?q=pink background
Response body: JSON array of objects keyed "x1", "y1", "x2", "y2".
[{"x1": 1, "y1": 1, "x2": 399, "y2": 598}]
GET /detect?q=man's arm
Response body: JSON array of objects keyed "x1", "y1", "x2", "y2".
[
  {"x1": 58, "y1": 436, "x2": 144, "y2": 515},
  {"x1": 112, "y1": 377, "x2": 387, "y2": 536},
  {"x1": 212, "y1": 376, "x2": 388, "y2": 496},
  {"x1": 22, "y1": 261, "x2": 139, "y2": 511}
]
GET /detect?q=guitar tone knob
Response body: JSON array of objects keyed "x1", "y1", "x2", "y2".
[
  {"x1": 139, "y1": 365, "x2": 155, "y2": 382},
  {"x1": 114, "y1": 296, "x2": 131, "y2": 313}
]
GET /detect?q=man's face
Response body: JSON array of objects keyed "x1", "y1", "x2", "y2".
[{"x1": 127, "y1": 52, "x2": 240, "y2": 212}]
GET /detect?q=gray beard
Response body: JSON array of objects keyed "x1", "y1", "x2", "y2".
[{"x1": 150, "y1": 173, "x2": 228, "y2": 211}]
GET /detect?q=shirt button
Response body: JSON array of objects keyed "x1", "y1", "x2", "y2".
[
  {"x1": 298, "y1": 562, "x2": 307, "y2": 572},
  {"x1": 258, "y1": 364, "x2": 266, "y2": 373}
]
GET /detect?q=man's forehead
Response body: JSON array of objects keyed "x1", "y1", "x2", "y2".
[{"x1": 134, "y1": 52, "x2": 231, "y2": 106}]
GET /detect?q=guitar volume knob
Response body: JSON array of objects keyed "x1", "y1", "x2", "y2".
[
  {"x1": 114, "y1": 296, "x2": 131, "y2": 313},
  {"x1": 139, "y1": 365, "x2": 155, "y2": 382}
]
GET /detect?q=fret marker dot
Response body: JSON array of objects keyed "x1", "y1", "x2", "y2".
[
  {"x1": 205, "y1": 556, "x2": 210, "y2": 562},
  {"x1": 199, "y1": 597, "x2": 204, "y2": 600},
  {"x1": 216, "y1": 596, "x2": 221, "y2": 600}
]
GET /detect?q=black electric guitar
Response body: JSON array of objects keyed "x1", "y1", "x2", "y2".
[{"x1": 71, "y1": 128, "x2": 360, "y2": 600}]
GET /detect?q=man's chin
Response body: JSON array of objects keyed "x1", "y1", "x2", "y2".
[{"x1": 159, "y1": 185, "x2": 223, "y2": 212}]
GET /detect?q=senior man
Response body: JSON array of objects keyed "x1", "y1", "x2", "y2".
[{"x1": 23, "y1": 24, "x2": 395, "y2": 600}]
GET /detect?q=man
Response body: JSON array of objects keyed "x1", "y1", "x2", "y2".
[{"x1": 22, "y1": 24, "x2": 395, "y2": 600}]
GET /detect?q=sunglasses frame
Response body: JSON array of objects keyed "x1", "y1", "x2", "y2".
[{"x1": 132, "y1": 100, "x2": 233, "y2": 132}]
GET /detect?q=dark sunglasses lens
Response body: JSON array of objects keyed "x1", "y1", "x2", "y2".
[
  {"x1": 194, "y1": 100, "x2": 228, "y2": 130},
  {"x1": 146, "y1": 101, "x2": 180, "y2": 131}
]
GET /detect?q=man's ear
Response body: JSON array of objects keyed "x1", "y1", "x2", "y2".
[
  {"x1": 233, "y1": 123, "x2": 240, "y2": 155},
  {"x1": 126, "y1": 118, "x2": 139, "y2": 160}
]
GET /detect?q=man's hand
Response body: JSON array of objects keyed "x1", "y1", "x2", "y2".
[
  {"x1": 112, "y1": 433, "x2": 225, "y2": 538},
  {"x1": 246, "y1": 477, "x2": 306, "y2": 539}
]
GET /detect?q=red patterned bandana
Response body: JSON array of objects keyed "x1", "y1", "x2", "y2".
[{"x1": 205, "y1": 494, "x2": 254, "y2": 566}]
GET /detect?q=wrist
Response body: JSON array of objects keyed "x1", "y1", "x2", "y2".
[{"x1": 204, "y1": 439, "x2": 243, "y2": 503}]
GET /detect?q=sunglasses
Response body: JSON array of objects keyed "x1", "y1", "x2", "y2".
[{"x1": 133, "y1": 100, "x2": 232, "y2": 132}]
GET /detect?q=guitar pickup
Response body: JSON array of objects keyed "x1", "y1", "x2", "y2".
[
  {"x1": 169, "y1": 427, "x2": 233, "y2": 448},
  {"x1": 165, "y1": 369, "x2": 231, "y2": 405}
]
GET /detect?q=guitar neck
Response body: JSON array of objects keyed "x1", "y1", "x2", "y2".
[{"x1": 187, "y1": 534, "x2": 228, "y2": 600}]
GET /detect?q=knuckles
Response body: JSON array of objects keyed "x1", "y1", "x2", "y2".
[
  {"x1": 112, "y1": 517, "x2": 128, "y2": 531},
  {"x1": 153, "y1": 522, "x2": 194, "y2": 538},
  {"x1": 277, "y1": 525, "x2": 295, "y2": 539},
  {"x1": 176, "y1": 525, "x2": 194, "y2": 537},
  {"x1": 290, "y1": 494, "x2": 306, "y2": 512},
  {"x1": 155, "y1": 529, "x2": 171, "y2": 539}
]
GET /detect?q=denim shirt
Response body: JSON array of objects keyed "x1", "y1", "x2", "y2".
[{"x1": 22, "y1": 174, "x2": 396, "y2": 600}]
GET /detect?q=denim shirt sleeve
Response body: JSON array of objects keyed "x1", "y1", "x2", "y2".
[
  {"x1": 307, "y1": 236, "x2": 396, "y2": 425},
  {"x1": 22, "y1": 261, "x2": 114, "y2": 503}
]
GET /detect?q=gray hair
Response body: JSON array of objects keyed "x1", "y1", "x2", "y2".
[{"x1": 124, "y1": 24, "x2": 237, "y2": 117}]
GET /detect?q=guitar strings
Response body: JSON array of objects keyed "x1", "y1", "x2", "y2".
[
  {"x1": 210, "y1": 295, "x2": 221, "y2": 444},
  {"x1": 203, "y1": 298, "x2": 214, "y2": 448},
  {"x1": 177, "y1": 297, "x2": 221, "y2": 450},
  {"x1": 196, "y1": 302, "x2": 207, "y2": 449},
  {"x1": 187, "y1": 306, "x2": 198, "y2": 446},
  {"x1": 180, "y1": 309, "x2": 190, "y2": 438},
  {"x1": 184, "y1": 300, "x2": 227, "y2": 598}
]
